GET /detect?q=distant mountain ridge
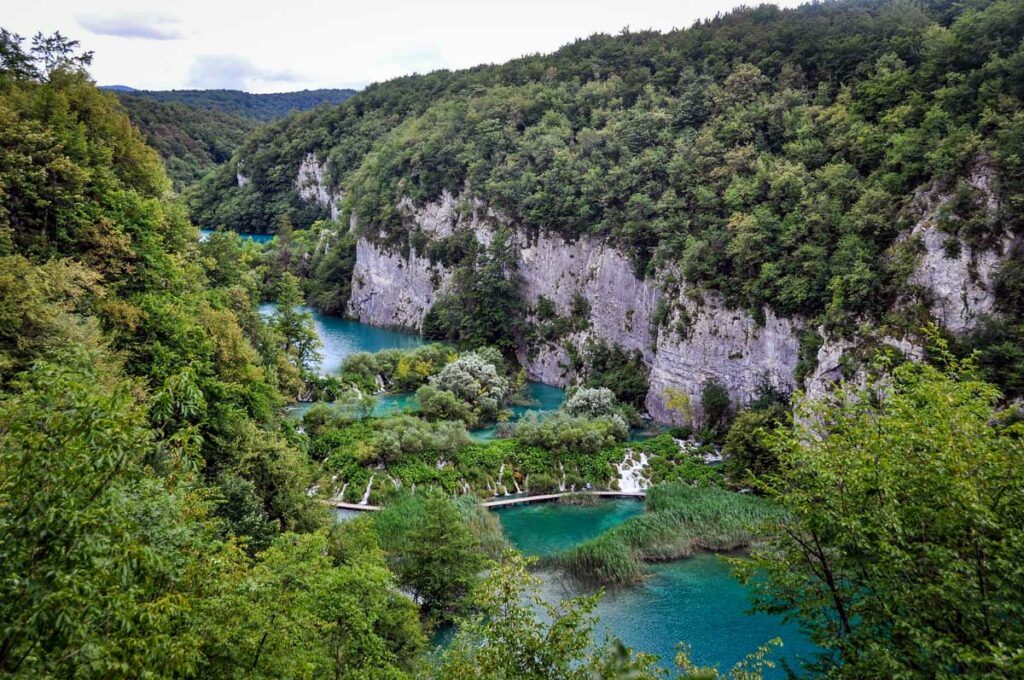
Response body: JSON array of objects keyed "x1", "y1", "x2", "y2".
[
  {"x1": 105, "y1": 87, "x2": 358, "y2": 121},
  {"x1": 108, "y1": 87, "x2": 358, "y2": 190}
]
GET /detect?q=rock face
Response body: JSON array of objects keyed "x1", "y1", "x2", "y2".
[
  {"x1": 646, "y1": 291, "x2": 801, "y2": 424},
  {"x1": 348, "y1": 237, "x2": 451, "y2": 330},
  {"x1": 907, "y1": 159, "x2": 1010, "y2": 335},
  {"x1": 329, "y1": 174, "x2": 1012, "y2": 422},
  {"x1": 296, "y1": 153, "x2": 342, "y2": 221}
]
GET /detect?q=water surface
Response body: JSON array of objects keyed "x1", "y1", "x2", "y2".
[
  {"x1": 259, "y1": 303, "x2": 425, "y2": 376},
  {"x1": 199, "y1": 228, "x2": 275, "y2": 244},
  {"x1": 496, "y1": 500, "x2": 817, "y2": 676},
  {"x1": 470, "y1": 381, "x2": 566, "y2": 440}
]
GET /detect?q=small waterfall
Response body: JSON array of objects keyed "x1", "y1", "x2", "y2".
[
  {"x1": 359, "y1": 475, "x2": 375, "y2": 505},
  {"x1": 460, "y1": 479, "x2": 471, "y2": 494},
  {"x1": 336, "y1": 482, "x2": 348, "y2": 502},
  {"x1": 523, "y1": 474, "x2": 529, "y2": 492},
  {"x1": 558, "y1": 462, "x2": 567, "y2": 492},
  {"x1": 614, "y1": 451, "x2": 650, "y2": 493},
  {"x1": 497, "y1": 463, "x2": 511, "y2": 495},
  {"x1": 436, "y1": 458, "x2": 447, "y2": 470},
  {"x1": 390, "y1": 476, "x2": 401, "y2": 489},
  {"x1": 375, "y1": 374, "x2": 386, "y2": 394},
  {"x1": 306, "y1": 483, "x2": 320, "y2": 497},
  {"x1": 512, "y1": 475, "x2": 522, "y2": 494}
]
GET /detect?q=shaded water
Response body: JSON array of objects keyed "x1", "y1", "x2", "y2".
[
  {"x1": 199, "y1": 228, "x2": 275, "y2": 244},
  {"x1": 496, "y1": 500, "x2": 817, "y2": 676}
]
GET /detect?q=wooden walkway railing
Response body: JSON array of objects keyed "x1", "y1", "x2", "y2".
[{"x1": 332, "y1": 490, "x2": 646, "y2": 513}]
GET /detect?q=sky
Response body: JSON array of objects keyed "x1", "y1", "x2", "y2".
[{"x1": 6, "y1": 0, "x2": 804, "y2": 93}]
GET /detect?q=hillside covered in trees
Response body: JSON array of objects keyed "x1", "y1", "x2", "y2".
[
  {"x1": 113, "y1": 88, "x2": 357, "y2": 190},
  {"x1": 113, "y1": 87, "x2": 358, "y2": 120},
  {"x1": 4, "y1": 5, "x2": 1024, "y2": 678},
  {"x1": 191, "y1": 0, "x2": 1024, "y2": 398},
  {"x1": 115, "y1": 93, "x2": 259, "y2": 189}
]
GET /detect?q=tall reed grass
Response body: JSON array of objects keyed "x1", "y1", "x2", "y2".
[{"x1": 555, "y1": 484, "x2": 779, "y2": 585}]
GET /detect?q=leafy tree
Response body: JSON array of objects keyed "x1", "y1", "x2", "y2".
[
  {"x1": 273, "y1": 271, "x2": 321, "y2": 372},
  {"x1": 721, "y1": 403, "x2": 787, "y2": 485},
  {"x1": 375, "y1": 491, "x2": 484, "y2": 624},
  {"x1": 0, "y1": 355, "x2": 224, "y2": 677},
  {"x1": 737, "y1": 348, "x2": 1024, "y2": 677},
  {"x1": 700, "y1": 380, "x2": 732, "y2": 436}
]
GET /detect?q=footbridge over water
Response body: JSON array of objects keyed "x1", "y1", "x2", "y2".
[{"x1": 333, "y1": 490, "x2": 646, "y2": 513}]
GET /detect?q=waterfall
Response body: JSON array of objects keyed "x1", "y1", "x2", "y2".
[
  {"x1": 614, "y1": 451, "x2": 650, "y2": 493},
  {"x1": 359, "y1": 475, "x2": 375, "y2": 505},
  {"x1": 512, "y1": 475, "x2": 522, "y2": 494},
  {"x1": 558, "y1": 462, "x2": 566, "y2": 492},
  {"x1": 336, "y1": 482, "x2": 348, "y2": 502},
  {"x1": 497, "y1": 463, "x2": 511, "y2": 495}
]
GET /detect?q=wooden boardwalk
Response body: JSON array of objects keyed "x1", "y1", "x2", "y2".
[
  {"x1": 332, "y1": 490, "x2": 645, "y2": 513},
  {"x1": 334, "y1": 501, "x2": 381, "y2": 512},
  {"x1": 482, "y1": 490, "x2": 646, "y2": 508}
]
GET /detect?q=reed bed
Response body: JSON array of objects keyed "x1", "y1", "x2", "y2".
[{"x1": 555, "y1": 484, "x2": 780, "y2": 585}]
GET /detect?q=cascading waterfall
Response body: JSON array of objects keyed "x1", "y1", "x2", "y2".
[
  {"x1": 558, "y1": 462, "x2": 567, "y2": 492},
  {"x1": 614, "y1": 451, "x2": 650, "y2": 493},
  {"x1": 359, "y1": 475, "x2": 375, "y2": 505},
  {"x1": 497, "y1": 463, "x2": 511, "y2": 495}
]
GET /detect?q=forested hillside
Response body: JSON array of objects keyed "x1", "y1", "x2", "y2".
[
  {"x1": 112, "y1": 88, "x2": 357, "y2": 190},
  {"x1": 118, "y1": 87, "x2": 358, "y2": 120},
  {"x1": 192, "y1": 0, "x2": 1024, "y2": 397},
  {"x1": 115, "y1": 93, "x2": 259, "y2": 189},
  {"x1": 4, "y1": 9, "x2": 1024, "y2": 679}
]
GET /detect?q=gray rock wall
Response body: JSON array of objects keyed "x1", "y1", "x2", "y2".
[{"x1": 329, "y1": 173, "x2": 1012, "y2": 422}]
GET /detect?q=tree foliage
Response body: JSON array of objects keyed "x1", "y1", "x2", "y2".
[{"x1": 738, "y1": 350, "x2": 1024, "y2": 677}]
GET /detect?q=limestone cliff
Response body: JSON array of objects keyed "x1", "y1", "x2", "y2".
[
  {"x1": 331, "y1": 170, "x2": 1012, "y2": 423},
  {"x1": 296, "y1": 153, "x2": 342, "y2": 221}
]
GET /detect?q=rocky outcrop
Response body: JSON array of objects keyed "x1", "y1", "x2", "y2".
[
  {"x1": 296, "y1": 153, "x2": 343, "y2": 221},
  {"x1": 646, "y1": 291, "x2": 801, "y2": 424},
  {"x1": 518, "y1": 233, "x2": 659, "y2": 359},
  {"x1": 322, "y1": 173, "x2": 1013, "y2": 422},
  {"x1": 235, "y1": 160, "x2": 249, "y2": 187},
  {"x1": 347, "y1": 238, "x2": 451, "y2": 330},
  {"x1": 907, "y1": 159, "x2": 1010, "y2": 334}
]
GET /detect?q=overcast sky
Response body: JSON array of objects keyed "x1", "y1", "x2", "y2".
[{"x1": 6, "y1": 0, "x2": 803, "y2": 93}]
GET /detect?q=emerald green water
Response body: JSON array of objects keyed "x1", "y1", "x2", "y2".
[
  {"x1": 469, "y1": 381, "x2": 566, "y2": 440},
  {"x1": 496, "y1": 500, "x2": 817, "y2": 676},
  {"x1": 199, "y1": 228, "x2": 275, "y2": 244},
  {"x1": 259, "y1": 303, "x2": 425, "y2": 376}
]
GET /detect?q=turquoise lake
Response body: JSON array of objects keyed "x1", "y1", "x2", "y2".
[
  {"x1": 262, "y1": 302, "x2": 567, "y2": 431},
  {"x1": 199, "y1": 228, "x2": 275, "y2": 244},
  {"x1": 495, "y1": 500, "x2": 818, "y2": 676},
  {"x1": 259, "y1": 303, "x2": 426, "y2": 376},
  {"x1": 294, "y1": 304, "x2": 818, "y2": 673}
]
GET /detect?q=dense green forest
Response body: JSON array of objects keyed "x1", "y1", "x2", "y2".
[
  {"x1": 192, "y1": 0, "x2": 1024, "y2": 395},
  {"x1": 110, "y1": 86, "x2": 358, "y2": 120},
  {"x1": 3, "y1": 4, "x2": 1024, "y2": 678},
  {"x1": 112, "y1": 88, "x2": 357, "y2": 190},
  {"x1": 115, "y1": 93, "x2": 259, "y2": 189}
]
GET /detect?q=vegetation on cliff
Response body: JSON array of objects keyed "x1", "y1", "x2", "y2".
[{"x1": 192, "y1": 0, "x2": 1023, "y2": 346}]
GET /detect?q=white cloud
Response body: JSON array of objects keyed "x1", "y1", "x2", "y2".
[
  {"x1": 187, "y1": 55, "x2": 302, "y2": 90},
  {"x1": 76, "y1": 11, "x2": 185, "y2": 40},
  {"x1": 7, "y1": 0, "x2": 807, "y2": 93}
]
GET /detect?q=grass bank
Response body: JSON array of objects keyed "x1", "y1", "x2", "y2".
[{"x1": 553, "y1": 484, "x2": 779, "y2": 585}]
